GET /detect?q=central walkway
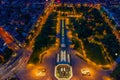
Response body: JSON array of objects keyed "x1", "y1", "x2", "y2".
[{"x1": 54, "y1": 19, "x2": 73, "y2": 80}]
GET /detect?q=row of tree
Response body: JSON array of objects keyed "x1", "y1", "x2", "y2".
[{"x1": 29, "y1": 12, "x2": 57, "y2": 64}]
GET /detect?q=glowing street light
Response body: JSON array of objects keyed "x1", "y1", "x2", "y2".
[
  {"x1": 36, "y1": 68, "x2": 46, "y2": 77},
  {"x1": 81, "y1": 68, "x2": 91, "y2": 76}
]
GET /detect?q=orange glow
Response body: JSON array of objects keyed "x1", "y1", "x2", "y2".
[
  {"x1": 103, "y1": 76, "x2": 113, "y2": 80},
  {"x1": 56, "y1": 0, "x2": 60, "y2": 3},
  {"x1": 0, "y1": 55, "x2": 4, "y2": 62},
  {"x1": 27, "y1": 64, "x2": 46, "y2": 78},
  {"x1": 0, "y1": 27, "x2": 14, "y2": 44}
]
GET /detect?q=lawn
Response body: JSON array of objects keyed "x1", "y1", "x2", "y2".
[
  {"x1": 69, "y1": 5, "x2": 120, "y2": 64},
  {"x1": 29, "y1": 12, "x2": 57, "y2": 64},
  {"x1": 83, "y1": 39, "x2": 108, "y2": 65}
]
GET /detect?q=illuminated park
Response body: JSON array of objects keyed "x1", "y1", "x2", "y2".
[{"x1": 0, "y1": 0, "x2": 120, "y2": 80}]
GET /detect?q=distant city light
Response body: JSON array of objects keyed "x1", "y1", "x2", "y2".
[
  {"x1": 57, "y1": 0, "x2": 60, "y2": 2},
  {"x1": 115, "y1": 53, "x2": 118, "y2": 56}
]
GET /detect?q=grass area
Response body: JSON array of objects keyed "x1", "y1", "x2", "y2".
[
  {"x1": 29, "y1": 12, "x2": 57, "y2": 64},
  {"x1": 83, "y1": 39, "x2": 108, "y2": 65},
  {"x1": 69, "y1": 5, "x2": 120, "y2": 64},
  {"x1": 70, "y1": 18, "x2": 108, "y2": 65},
  {"x1": 71, "y1": 38, "x2": 82, "y2": 51},
  {"x1": 101, "y1": 34, "x2": 120, "y2": 60}
]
